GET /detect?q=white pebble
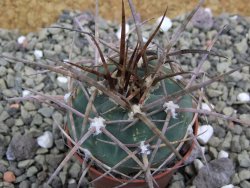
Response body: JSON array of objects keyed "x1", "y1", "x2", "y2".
[
  {"x1": 194, "y1": 159, "x2": 204, "y2": 171},
  {"x1": 64, "y1": 92, "x2": 71, "y2": 102},
  {"x1": 34, "y1": 49, "x2": 43, "y2": 59},
  {"x1": 37, "y1": 131, "x2": 53, "y2": 148},
  {"x1": 157, "y1": 16, "x2": 172, "y2": 32},
  {"x1": 237, "y1": 92, "x2": 250, "y2": 102},
  {"x1": 116, "y1": 24, "x2": 130, "y2": 39},
  {"x1": 220, "y1": 184, "x2": 234, "y2": 188},
  {"x1": 57, "y1": 76, "x2": 68, "y2": 84},
  {"x1": 17, "y1": 36, "x2": 26, "y2": 44},
  {"x1": 22, "y1": 90, "x2": 31, "y2": 97},
  {"x1": 204, "y1": 7, "x2": 212, "y2": 17},
  {"x1": 218, "y1": 150, "x2": 229, "y2": 159},
  {"x1": 201, "y1": 103, "x2": 214, "y2": 111},
  {"x1": 197, "y1": 125, "x2": 214, "y2": 144}
]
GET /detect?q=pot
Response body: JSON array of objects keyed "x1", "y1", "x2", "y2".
[{"x1": 67, "y1": 118, "x2": 198, "y2": 188}]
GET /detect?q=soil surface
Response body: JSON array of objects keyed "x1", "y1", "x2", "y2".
[{"x1": 0, "y1": 0, "x2": 250, "y2": 34}]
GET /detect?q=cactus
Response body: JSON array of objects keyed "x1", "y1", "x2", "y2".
[{"x1": 2, "y1": 0, "x2": 250, "y2": 187}]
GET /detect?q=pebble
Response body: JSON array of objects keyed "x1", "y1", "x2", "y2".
[
  {"x1": 194, "y1": 159, "x2": 204, "y2": 171},
  {"x1": 57, "y1": 76, "x2": 68, "y2": 89},
  {"x1": 17, "y1": 159, "x2": 35, "y2": 168},
  {"x1": 157, "y1": 16, "x2": 172, "y2": 32},
  {"x1": 240, "y1": 180, "x2": 250, "y2": 188},
  {"x1": 68, "y1": 163, "x2": 81, "y2": 178},
  {"x1": 26, "y1": 166, "x2": 38, "y2": 177},
  {"x1": 237, "y1": 150, "x2": 250, "y2": 167},
  {"x1": 33, "y1": 49, "x2": 43, "y2": 59},
  {"x1": 197, "y1": 125, "x2": 214, "y2": 144},
  {"x1": 17, "y1": 36, "x2": 26, "y2": 44},
  {"x1": 38, "y1": 107, "x2": 54, "y2": 117},
  {"x1": 115, "y1": 23, "x2": 130, "y2": 39},
  {"x1": 237, "y1": 92, "x2": 250, "y2": 102},
  {"x1": 22, "y1": 90, "x2": 31, "y2": 97},
  {"x1": 193, "y1": 158, "x2": 235, "y2": 188},
  {"x1": 218, "y1": 150, "x2": 229, "y2": 159},
  {"x1": 3, "y1": 171, "x2": 16, "y2": 183},
  {"x1": 37, "y1": 131, "x2": 53, "y2": 149},
  {"x1": 238, "y1": 169, "x2": 250, "y2": 181},
  {"x1": 201, "y1": 102, "x2": 213, "y2": 111},
  {"x1": 221, "y1": 184, "x2": 234, "y2": 188}
]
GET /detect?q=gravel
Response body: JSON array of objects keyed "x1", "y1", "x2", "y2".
[{"x1": 0, "y1": 8, "x2": 250, "y2": 188}]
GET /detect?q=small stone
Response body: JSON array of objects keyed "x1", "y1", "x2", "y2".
[
  {"x1": 17, "y1": 159, "x2": 35, "y2": 168},
  {"x1": 238, "y1": 150, "x2": 250, "y2": 167},
  {"x1": 38, "y1": 107, "x2": 54, "y2": 117},
  {"x1": 201, "y1": 103, "x2": 213, "y2": 111},
  {"x1": 55, "y1": 139, "x2": 65, "y2": 151},
  {"x1": 2, "y1": 89, "x2": 18, "y2": 97},
  {"x1": 0, "y1": 111, "x2": 10, "y2": 122},
  {"x1": 238, "y1": 169, "x2": 250, "y2": 181},
  {"x1": 68, "y1": 163, "x2": 81, "y2": 178},
  {"x1": 207, "y1": 89, "x2": 223, "y2": 97},
  {"x1": 26, "y1": 166, "x2": 38, "y2": 177},
  {"x1": 19, "y1": 180, "x2": 31, "y2": 188},
  {"x1": 194, "y1": 159, "x2": 204, "y2": 172},
  {"x1": 222, "y1": 107, "x2": 234, "y2": 116},
  {"x1": 237, "y1": 92, "x2": 250, "y2": 102},
  {"x1": 221, "y1": 185, "x2": 234, "y2": 188},
  {"x1": 157, "y1": 16, "x2": 172, "y2": 32},
  {"x1": 57, "y1": 76, "x2": 68, "y2": 89},
  {"x1": 221, "y1": 132, "x2": 232, "y2": 150},
  {"x1": 235, "y1": 38, "x2": 248, "y2": 54},
  {"x1": 218, "y1": 150, "x2": 229, "y2": 159},
  {"x1": 3, "y1": 171, "x2": 16, "y2": 183},
  {"x1": 208, "y1": 136, "x2": 221, "y2": 147},
  {"x1": 193, "y1": 158, "x2": 235, "y2": 188},
  {"x1": 22, "y1": 90, "x2": 31, "y2": 97},
  {"x1": 240, "y1": 135, "x2": 249, "y2": 150},
  {"x1": 240, "y1": 180, "x2": 250, "y2": 188},
  {"x1": 239, "y1": 114, "x2": 250, "y2": 122},
  {"x1": 6, "y1": 133, "x2": 38, "y2": 161},
  {"x1": 232, "y1": 173, "x2": 240, "y2": 185},
  {"x1": 116, "y1": 23, "x2": 130, "y2": 39},
  {"x1": 231, "y1": 135, "x2": 241, "y2": 153},
  {"x1": 37, "y1": 131, "x2": 53, "y2": 149},
  {"x1": 23, "y1": 102, "x2": 36, "y2": 111},
  {"x1": 197, "y1": 125, "x2": 214, "y2": 144},
  {"x1": 209, "y1": 147, "x2": 218, "y2": 158},
  {"x1": 34, "y1": 49, "x2": 43, "y2": 59},
  {"x1": 17, "y1": 36, "x2": 26, "y2": 44}
]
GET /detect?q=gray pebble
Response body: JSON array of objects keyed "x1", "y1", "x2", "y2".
[
  {"x1": 18, "y1": 159, "x2": 35, "y2": 168},
  {"x1": 231, "y1": 135, "x2": 241, "y2": 153},
  {"x1": 69, "y1": 162, "x2": 81, "y2": 178},
  {"x1": 240, "y1": 180, "x2": 250, "y2": 188},
  {"x1": 19, "y1": 180, "x2": 31, "y2": 188},
  {"x1": 238, "y1": 169, "x2": 250, "y2": 181},
  {"x1": 38, "y1": 107, "x2": 54, "y2": 118},
  {"x1": 238, "y1": 150, "x2": 250, "y2": 167},
  {"x1": 26, "y1": 166, "x2": 38, "y2": 177}
]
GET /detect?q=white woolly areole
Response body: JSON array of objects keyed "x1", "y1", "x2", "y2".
[
  {"x1": 89, "y1": 117, "x2": 106, "y2": 135},
  {"x1": 163, "y1": 101, "x2": 179, "y2": 119},
  {"x1": 128, "y1": 104, "x2": 144, "y2": 120},
  {"x1": 57, "y1": 76, "x2": 68, "y2": 84},
  {"x1": 64, "y1": 92, "x2": 71, "y2": 102},
  {"x1": 174, "y1": 75, "x2": 183, "y2": 80},
  {"x1": 22, "y1": 90, "x2": 31, "y2": 97},
  {"x1": 145, "y1": 75, "x2": 153, "y2": 87},
  {"x1": 140, "y1": 141, "x2": 150, "y2": 155}
]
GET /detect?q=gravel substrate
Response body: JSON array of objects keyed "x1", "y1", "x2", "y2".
[{"x1": 0, "y1": 9, "x2": 250, "y2": 188}]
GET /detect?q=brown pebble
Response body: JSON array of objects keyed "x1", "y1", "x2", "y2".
[{"x1": 3, "y1": 171, "x2": 16, "y2": 183}]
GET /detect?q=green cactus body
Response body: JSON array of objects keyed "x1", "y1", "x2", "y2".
[{"x1": 68, "y1": 64, "x2": 193, "y2": 175}]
